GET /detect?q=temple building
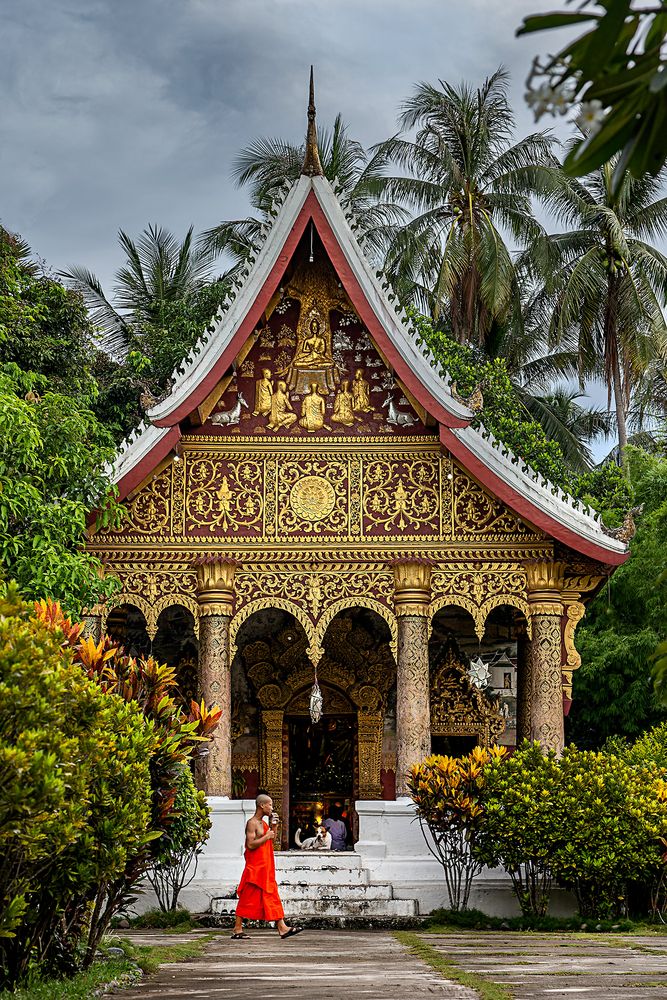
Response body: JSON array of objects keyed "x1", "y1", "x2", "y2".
[{"x1": 86, "y1": 78, "x2": 628, "y2": 914}]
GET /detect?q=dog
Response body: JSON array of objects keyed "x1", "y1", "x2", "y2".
[{"x1": 294, "y1": 825, "x2": 332, "y2": 850}]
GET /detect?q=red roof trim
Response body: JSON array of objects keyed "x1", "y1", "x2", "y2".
[
  {"x1": 116, "y1": 425, "x2": 181, "y2": 502},
  {"x1": 153, "y1": 193, "x2": 317, "y2": 428},
  {"x1": 308, "y1": 198, "x2": 469, "y2": 429},
  {"x1": 439, "y1": 426, "x2": 628, "y2": 565}
]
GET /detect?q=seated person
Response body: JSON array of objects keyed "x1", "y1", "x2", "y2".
[{"x1": 323, "y1": 804, "x2": 348, "y2": 852}]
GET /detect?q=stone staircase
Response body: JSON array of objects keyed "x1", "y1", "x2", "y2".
[{"x1": 210, "y1": 852, "x2": 419, "y2": 923}]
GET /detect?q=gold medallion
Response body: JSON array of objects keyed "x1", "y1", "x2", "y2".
[{"x1": 289, "y1": 475, "x2": 336, "y2": 522}]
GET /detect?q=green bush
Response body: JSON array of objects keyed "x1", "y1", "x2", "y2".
[
  {"x1": 473, "y1": 742, "x2": 565, "y2": 917},
  {"x1": 0, "y1": 587, "x2": 156, "y2": 987},
  {"x1": 548, "y1": 748, "x2": 667, "y2": 919},
  {"x1": 146, "y1": 767, "x2": 211, "y2": 912}
]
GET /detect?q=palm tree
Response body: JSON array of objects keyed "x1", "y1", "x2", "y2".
[
  {"x1": 62, "y1": 225, "x2": 220, "y2": 359},
  {"x1": 371, "y1": 68, "x2": 559, "y2": 349},
  {"x1": 200, "y1": 114, "x2": 406, "y2": 271},
  {"x1": 527, "y1": 155, "x2": 667, "y2": 461}
]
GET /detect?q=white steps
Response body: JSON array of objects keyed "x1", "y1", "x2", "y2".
[{"x1": 209, "y1": 852, "x2": 418, "y2": 920}]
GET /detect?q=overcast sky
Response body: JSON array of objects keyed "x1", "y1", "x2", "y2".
[{"x1": 2, "y1": 0, "x2": 573, "y2": 289}]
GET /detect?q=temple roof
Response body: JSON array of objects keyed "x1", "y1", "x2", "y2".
[{"x1": 110, "y1": 129, "x2": 628, "y2": 567}]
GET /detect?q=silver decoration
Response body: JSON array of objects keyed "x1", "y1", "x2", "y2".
[
  {"x1": 468, "y1": 655, "x2": 490, "y2": 690},
  {"x1": 309, "y1": 680, "x2": 323, "y2": 723}
]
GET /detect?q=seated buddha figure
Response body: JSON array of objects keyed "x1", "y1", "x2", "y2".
[
  {"x1": 288, "y1": 306, "x2": 335, "y2": 394},
  {"x1": 293, "y1": 316, "x2": 328, "y2": 367}
]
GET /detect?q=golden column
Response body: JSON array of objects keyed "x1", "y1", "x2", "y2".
[
  {"x1": 196, "y1": 559, "x2": 237, "y2": 796},
  {"x1": 524, "y1": 560, "x2": 566, "y2": 753},
  {"x1": 392, "y1": 560, "x2": 432, "y2": 796}
]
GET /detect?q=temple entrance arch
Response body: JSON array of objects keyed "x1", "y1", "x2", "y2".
[{"x1": 233, "y1": 603, "x2": 395, "y2": 847}]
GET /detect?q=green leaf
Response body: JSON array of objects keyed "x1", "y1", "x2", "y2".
[{"x1": 517, "y1": 11, "x2": 599, "y2": 36}]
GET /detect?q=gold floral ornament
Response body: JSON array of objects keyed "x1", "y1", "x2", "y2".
[
  {"x1": 364, "y1": 460, "x2": 439, "y2": 534},
  {"x1": 290, "y1": 475, "x2": 336, "y2": 522},
  {"x1": 186, "y1": 458, "x2": 264, "y2": 535}
]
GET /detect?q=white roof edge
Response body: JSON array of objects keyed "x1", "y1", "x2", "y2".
[
  {"x1": 451, "y1": 424, "x2": 626, "y2": 555},
  {"x1": 311, "y1": 176, "x2": 472, "y2": 422},
  {"x1": 147, "y1": 177, "x2": 310, "y2": 423},
  {"x1": 109, "y1": 172, "x2": 625, "y2": 557},
  {"x1": 109, "y1": 421, "x2": 171, "y2": 486}
]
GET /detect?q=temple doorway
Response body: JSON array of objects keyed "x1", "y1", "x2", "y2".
[{"x1": 286, "y1": 706, "x2": 356, "y2": 850}]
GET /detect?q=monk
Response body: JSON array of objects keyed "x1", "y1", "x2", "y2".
[{"x1": 232, "y1": 793, "x2": 303, "y2": 940}]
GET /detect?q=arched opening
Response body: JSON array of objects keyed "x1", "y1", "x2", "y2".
[
  {"x1": 429, "y1": 603, "x2": 530, "y2": 751},
  {"x1": 105, "y1": 603, "x2": 151, "y2": 658},
  {"x1": 152, "y1": 605, "x2": 199, "y2": 708},
  {"x1": 230, "y1": 603, "x2": 396, "y2": 848}
]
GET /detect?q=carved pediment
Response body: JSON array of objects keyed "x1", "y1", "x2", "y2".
[{"x1": 430, "y1": 638, "x2": 504, "y2": 746}]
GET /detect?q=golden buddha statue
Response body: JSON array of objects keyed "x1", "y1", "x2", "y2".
[
  {"x1": 293, "y1": 316, "x2": 328, "y2": 367},
  {"x1": 299, "y1": 383, "x2": 330, "y2": 433},
  {"x1": 331, "y1": 380, "x2": 356, "y2": 427},
  {"x1": 267, "y1": 380, "x2": 297, "y2": 432}
]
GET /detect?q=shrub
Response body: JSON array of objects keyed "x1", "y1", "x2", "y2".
[
  {"x1": 472, "y1": 742, "x2": 565, "y2": 917},
  {"x1": 146, "y1": 767, "x2": 212, "y2": 912},
  {"x1": 408, "y1": 747, "x2": 507, "y2": 911},
  {"x1": 548, "y1": 748, "x2": 667, "y2": 919},
  {"x1": 0, "y1": 586, "x2": 155, "y2": 987}
]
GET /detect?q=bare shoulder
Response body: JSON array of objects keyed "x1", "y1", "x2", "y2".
[{"x1": 246, "y1": 816, "x2": 262, "y2": 835}]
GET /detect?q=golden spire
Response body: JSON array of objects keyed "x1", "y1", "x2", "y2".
[{"x1": 302, "y1": 66, "x2": 324, "y2": 177}]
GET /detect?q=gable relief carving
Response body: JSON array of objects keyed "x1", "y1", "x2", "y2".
[
  {"x1": 94, "y1": 448, "x2": 545, "y2": 547},
  {"x1": 203, "y1": 256, "x2": 426, "y2": 440}
]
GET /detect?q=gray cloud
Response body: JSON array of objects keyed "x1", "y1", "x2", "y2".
[{"x1": 2, "y1": 0, "x2": 569, "y2": 288}]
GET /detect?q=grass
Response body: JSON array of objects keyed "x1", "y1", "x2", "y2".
[
  {"x1": 394, "y1": 930, "x2": 514, "y2": 1000},
  {"x1": 118, "y1": 933, "x2": 214, "y2": 975},
  {"x1": 0, "y1": 958, "x2": 140, "y2": 1000},
  {"x1": 422, "y1": 907, "x2": 658, "y2": 934},
  {"x1": 0, "y1": 930, "x2": 215, "y2": 1000},
  {"x1": 113, "y1": 906, "x2": 197, "y2": 932}
]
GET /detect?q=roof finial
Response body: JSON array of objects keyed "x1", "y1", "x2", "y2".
[{"x1": 302, "y1": 66, "x2": 324, "y2": 177}]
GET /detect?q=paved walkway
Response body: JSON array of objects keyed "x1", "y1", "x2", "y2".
[
  {"x1": 113, "y1": 929, "x2": 474, "y2": 998},
  {"x1": 427, "y1": 930, "x2": 667, "y2": 999},
  {"x1": 111, "y1": 928, "x2": 667, "y2": 999}
]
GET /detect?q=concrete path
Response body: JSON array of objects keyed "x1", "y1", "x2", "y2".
[
  {"x1": 112, "y1": 929, "x2": 475, "y2": 999},
  {"x1": 426, "y1": 930, "x2": 667, "y2": 999}
]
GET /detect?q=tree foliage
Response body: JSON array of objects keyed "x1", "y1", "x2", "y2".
[
  {"x1": 408, "y1": 747, "x2": 507, "y2": 911},
  {"x1": 519, "y1": 0, "x2": 667, "y2": 189},
  {"x1": 374, "y1": 69, "x2": 558, "y2": 346},
  {"x1": 567, "y1": 447, "x2": 667, "y2": 747},
  {"x1": 0, "y1": 586, "x2": 156, "y2": 986},
  {"x1": 472, "y1": 743, "x2": 565, "y2": 917}
]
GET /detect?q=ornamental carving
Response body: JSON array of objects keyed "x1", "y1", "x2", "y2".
[
  {"x1": 430, "y1": 639, "x2": 505, "y2": 746},
  {"x1": 277, "y1": 458, "x2": 349, "y2": 535},
  {"x1": 364, "y1": 458, "x2": 439, "y2": 535},
  {"x1": 452, "y1": 468, "x2": 537, "y2": 541},
  {"x1": 92, "y1": 444, "x2": 547, "y2": 548},
  {"x1": 185, "y1": 455, "x2": 263, "y2": 535},
  {"x1": 289, "y1": 475, "x2": 336, "y2": 521},
  {"x1": 431, "y1": 566, "x2": 531, "y2": 640},
  {"x1": 231, "y1": 568, "x2": 397, "y2": 662}
]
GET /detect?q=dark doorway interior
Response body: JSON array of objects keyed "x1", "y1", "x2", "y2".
[
  {"x1": 431, "y1": 735, "x2": 478, "y2": 757},
  {"x1": 287, "y1": 714, "x2": 355, "y2": 849}
]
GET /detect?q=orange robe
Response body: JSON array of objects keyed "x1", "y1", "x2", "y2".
[{"x1": 236, "y1": 822, "x2": 284, "y2": 921}]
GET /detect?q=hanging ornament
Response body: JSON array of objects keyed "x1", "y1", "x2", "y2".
[
  {"x1": 468, "y1": 655, "x2": 490, "y2": 690},
  {"x1": 309, "y1": 673, "x2": 323, "y2": 723}
]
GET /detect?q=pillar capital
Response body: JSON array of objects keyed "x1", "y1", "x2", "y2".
[
  {"x1": 195, "y1": 558, "x2": 238, "y2": 616},
  {"x1": 391, "y1": 559, "x2": 432, "y2": 616},
  {"x1": 524, "y1": 559, "x2": 566, "y2": 616}
]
